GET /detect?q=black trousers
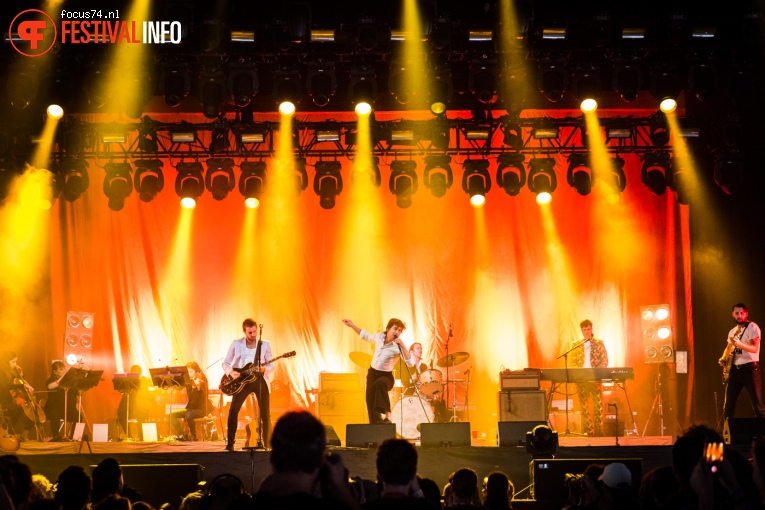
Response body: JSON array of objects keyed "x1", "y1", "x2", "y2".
[
  {"x1": 226, "y1": 377, "x2": 270, "y2": 446},
  {"x1": 366, "y1": 368, "x2": 394, "y2": 423},
  {"x1": 724, "y1": 362, "x2": 765, "y2": 419}
]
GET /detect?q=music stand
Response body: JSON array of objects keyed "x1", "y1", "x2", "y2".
[
  {"x1": 149, "y1": 366, "x2": 190, "y2": 439},
  {"x1": 57, "y1": 368, "x2": 87, "y2": 439},
  {"x1": 113, "y1": 373, "x2": 141, "y2": 440}
]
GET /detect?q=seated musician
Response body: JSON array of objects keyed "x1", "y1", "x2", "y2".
[
  {"x1": 570, "y1": 319, "x2": 609, "y2": 437},
  {"x1": 170, "y1": 361, "x2": 209, "y2": 441},
  {"x1": 0, "y1": 351, "x2": 37, "y2": 441},
  {"x1": 45, "y1": 360, "x2": 80, "y2": 441},
  {"x1": 406, "y1": 342, "x2": 448, "y2": 422}
]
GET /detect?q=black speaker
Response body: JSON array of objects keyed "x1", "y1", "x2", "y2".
[
  {"x1": 497, "y1": 421, "x2": 546, "y2": 447},
  {"x1": 603, "y1": 419, "x2": 626, "y2": 437},
  {"x1": 499, "y1": 390, "x2": 546, "y2": 422},
  {"x1": 530, "y1": 458, "x2": 642, "y2": 503},
  {"x1": 325, "y1": 425, "x2": 341, "y2": 446},
  {"x1": 119, "y1": 464, "x2": 204, "y2": 508},
  {"x1": 346, "y1": 423, "x2": 396, "y2": 448},
  {"x1": 724, "y1": 418, "x2": 764, "y2": 445},
  {"x1": 420, "y1": 422, "x2": 471, "y2": 447}
]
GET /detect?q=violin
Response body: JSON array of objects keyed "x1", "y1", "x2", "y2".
[{"x1": 11, "y1": 367, "x2": 45, "y2": 424}]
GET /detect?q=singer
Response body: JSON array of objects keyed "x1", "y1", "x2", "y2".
[
  {"x1": 569, "y1": 319, "x2": 609, "y2": 436},
  {"x1": 222, "y1": 318, "x2": 273, "y2": 451},
  {"x1": 342, "y1": 318, "x2": 414, "y2": 424}
]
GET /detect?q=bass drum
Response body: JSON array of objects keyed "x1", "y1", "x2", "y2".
[{"x1": 391, "y1": 396, "x2": 434, "y2": 439}]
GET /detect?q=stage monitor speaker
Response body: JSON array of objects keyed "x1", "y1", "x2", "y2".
[
  {"x1": 346, "y1": 423, "x2": 396, "y2": 448},
  {"x1": 116, "y1": 464, "x2": 204, "y2": 508},
  {"x1": 499, "y1": 390, "x2": 546, "y2": 422},
  {"x1": 421, "y1": 422, "x2": 471, "y2": 447},
  {"x1": 497, "y1": 421, "x2": 546, "y2": 447},
  {"x1": 325, "y1": 425, "x2": 341, "y2": 447},
  {"x1": 530, "y1": 458, "x2": 642, "y2": 503},
  {"x1": 724, "y1": 418, "x2": 763, "y2": 445}
]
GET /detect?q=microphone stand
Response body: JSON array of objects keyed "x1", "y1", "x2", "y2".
[
  {"x1": 609, "y1": 403, "x2": 619, "y2": 446},
  {"x1": 556, "y1": 339, "x2": 588, "y2": 437},
  {"x1": 254, "y1": 324, "x2": 266, "y2": 449}
]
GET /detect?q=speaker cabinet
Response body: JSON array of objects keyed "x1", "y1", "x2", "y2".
[
  {"x1": 497, "y1": 421, "x2": 547, "y2": 447},
  {"x1": 420, "y1": 422, "x2": 471, "y2": 447},
  {"x1": 325, "y1": 425, "x2": 341, "y2": 446},
  {"x1": 346, "y1": 423, "x2": 396, "y2": 448},
  {"x1": 530, "y1": 458, "x2": 642, "y2": 502},
  {"x1": 118, "y1": 464, "x2": 204, "y2": 508},
  {"x1": 724, "y1": 418, "x2": 764, "y2": 445},
  {"x1": 499, "y1": 390, "x2": 546, "y2": 422}
]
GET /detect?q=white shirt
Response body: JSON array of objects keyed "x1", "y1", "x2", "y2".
[
  {"x1": 359, "y1": 330, "x2": 415, "y2": 372},
  {"x1": 729, "y1": 321, "x2": 761, "y2": 365}
]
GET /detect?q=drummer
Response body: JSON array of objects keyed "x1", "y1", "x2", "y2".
[{"x1": 404, "y1": 343, "x2": 428, "y2": 392}]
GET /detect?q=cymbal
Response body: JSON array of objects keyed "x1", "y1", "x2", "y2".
[
  {"x1": 437, "y1": 352, "x2": 470, "y2": 367},
  {"x1": 349, "y1": 351, "x2": 373, "y2": 368}
]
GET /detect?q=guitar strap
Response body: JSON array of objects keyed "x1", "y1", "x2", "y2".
[{"x1": 734, "y1": 322, "x2": 750, "y2": 355}]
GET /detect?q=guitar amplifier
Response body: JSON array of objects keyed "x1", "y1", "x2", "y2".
[{"x1": 500, "y1": 369, "x2": 541, "y2": 390}]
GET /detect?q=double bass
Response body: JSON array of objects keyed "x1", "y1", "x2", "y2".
[{"x1": 11, "y1": 367, "x2": 46, "y2": 424}]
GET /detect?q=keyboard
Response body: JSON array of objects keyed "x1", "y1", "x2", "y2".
[{"x1": 536, "y1": 367, "x2": 634, "y2": 382}]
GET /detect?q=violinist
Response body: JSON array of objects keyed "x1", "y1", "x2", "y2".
[
  {"x1": 44, "y1": 361, "x2": 80, "y2": 441},
  {"x1": 0, "y1": 351, "x2": 38, "y2": 441},
  {"x1": 170, "y1": 361, "x2": 208, "y2": 441}
]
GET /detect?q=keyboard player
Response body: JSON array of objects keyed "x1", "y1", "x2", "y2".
[{"x1": 570, "y1": 319, "x2": 609, "y2": 436}]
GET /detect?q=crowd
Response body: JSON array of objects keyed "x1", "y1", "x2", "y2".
[{"x1": 0, "y1": 413, "x2": 763, "y2": 510}]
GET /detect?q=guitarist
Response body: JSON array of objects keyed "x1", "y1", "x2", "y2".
[
  {"x1": 222, "y1": 318, "x2": 273, "y2": 451},
  {"x1": 719, "y1": 302, "x2": 764, "y2": 420}
]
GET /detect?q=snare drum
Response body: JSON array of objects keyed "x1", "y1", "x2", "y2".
[
  {"x1": 418, "y1": 369, "x2": 444, "y2": 397},
  {"x1": 391, "y1": 396, "x2": 434, "y2": 439}
]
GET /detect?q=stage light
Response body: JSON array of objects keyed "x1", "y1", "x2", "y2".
[
  {"x1": 205, "y1": 158, "x2": 235, "y2": 201},
  {"x1": 306, "y1": 62, "x2": 337, "y2": 108},
  {"x1": 59, "y1": 128, "x2": 85, "y2": 154},
  {"x1": 572, "y1": 64, "x2": 601, "y2": 109},
  {"x1": 429, "y1": 65, "x2": 452, "y2": 115},
  {"x1": 47, "y1": 104, "x2": 64, "y2": 119},
  {"x1": 612, "y1": 57, "x2": 643, "y2": 102},
  {"x1": 294, "y1": 158, "x2": 309, "y2": 195},
  {"x1": 199, "y1": 71, "x2": 226, "y2": 119},
  {"x1": 239, "y1": 161, "x2": 267, "y2": 208},
  {"x1": 604, "y1": 156, "x2": 627, "y2": 203},
  {"x1": 352, "y1": 156, "x2": 381, "y2": 188},
  {"x1": 314, "y1": 161, "x2": 343, "y2": 209},
  {"x1": 659, "y1": 98, "x2": 677, "y2": 113},
  {"x1": 134, "y1": 160, "x2": 164, "y2": 202},
  {"x1": 316, "y1": 129, "x2": 341, "y2": 142},
  {"x1": 669, "y1": 157, "x2": 692, "y2": 205},
  {"x1": 641, "y1": 304, "x2": 673, "y2": 363},
  {"x1": 310, "y1": 29, "x2": 335, "y2": 42},
  {"x1": 175, "y1": 162, "x2": 205, "y2": 208},
  {"x1": 349, "y1": 67, "x2": 378, "y2": 109},
  {"x1": 580, "y1": 98, "x2": 597, "y2": 112},
  {"x1": 429, "y1": 118, "x2": 450, "y2": 151},
  {"x1": 352, "y1": 102, "x2": 370, "y2": 116},
  {"x1": 537, "y1": 59, "x2": 568, "y2": 102},
  {"x1": 58, "y1": 160, "x2": 90, "y2": 202},
  {"x1": 469, "y1": 59, "x2": 497, "y2": 104},
  {"x1": 649, "y1": 66, "x2": 680, "y2": 109},
  {"x1": 239, "y1": 129, "x2": 265, "y2": 145},
  {"x1": 356, "y1": 20, "x2": 389, "y2": 52},
  {"x1": 566, "y1": 153, "x2": 592, "y2": 195},
  {"x1": 605, "y1": 123, "x2": 631, "y2": 140},
  {"x1": 465, "y1": 127, "x2": 490, "y2": 141},
  {"x1": 138, "y1": 122, "x2": 159, "y2": 153},
  {"x1": 528, "y1": 158, "x2": 557, "y2": 204},
  {"x1": 273, "y1": 69, "x2": 303, "y2": 110},
  {"x1": 103, "y1": 162, "x2": 133, "y2": 211},
  {"x1": 502, "y1": 122, "x2": 523, "y2": 149},
  {"x1": 649, "y1": 117, "x2": 670, "y2": 147},
  {"x1": 532, "y1": 126, "x2": 559, "y2": 140},
  {"x1": 229, "y1": 64, "x2": 259, "y2": 108},
  {"x1": 279, "y1": 101, "x2": 296, "y2": 115},
  {"x1": 389, "y1": 62, "x2": 417, "y2": 105},
  {"x1": 389, "y1": 160, "x2": 418, "y2": 208},
  {"x1": 496, "y1": 153, "x2": 526, "y2": 196},
  {"x1": 161, "y1": 64, "x2": 190, "y2": 107},
  {"x1": 526, "y1": 425, "x2": 559, "y2": 457},
  {"x1": 689, "y1": 61, "x2": 717, "y2": 102},
  {"x1": 423, "y1": 155, "x2": 453, "y2": 198},
  {"x1": 101, "y1": 131, "x2": 127, "y2": 144},
  {"x1": 641, "y1": 152, "x2": 670, "y2": 196},
  {"x1": 171, "y1": 131, "x2": 196, "y2": 144},
  {"x1": 209, "y1": 126, "x2": 230, "y2": 153},
  {"x1": 713, "y1": 154, "x2": 745, "y2": 196},
  {"x1": 462, "y1": 160, "x2": 491, "y2": 206}
]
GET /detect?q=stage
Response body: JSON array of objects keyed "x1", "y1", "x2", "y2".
[{"x1": 13, "y1": 436, "x2": 679, "y2": 507}]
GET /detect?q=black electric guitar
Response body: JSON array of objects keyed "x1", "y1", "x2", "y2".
[{"x1": 219, "y1": 351, "x2": 296, "y2": 396}]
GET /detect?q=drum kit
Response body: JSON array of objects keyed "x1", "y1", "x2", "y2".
[{"x1": 349, "y1": 349, "x2": 472, "y2": 439}]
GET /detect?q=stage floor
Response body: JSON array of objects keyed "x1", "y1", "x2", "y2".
[{"x1": 13, "y1": 436, "x2": 677, "y2": 507}]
